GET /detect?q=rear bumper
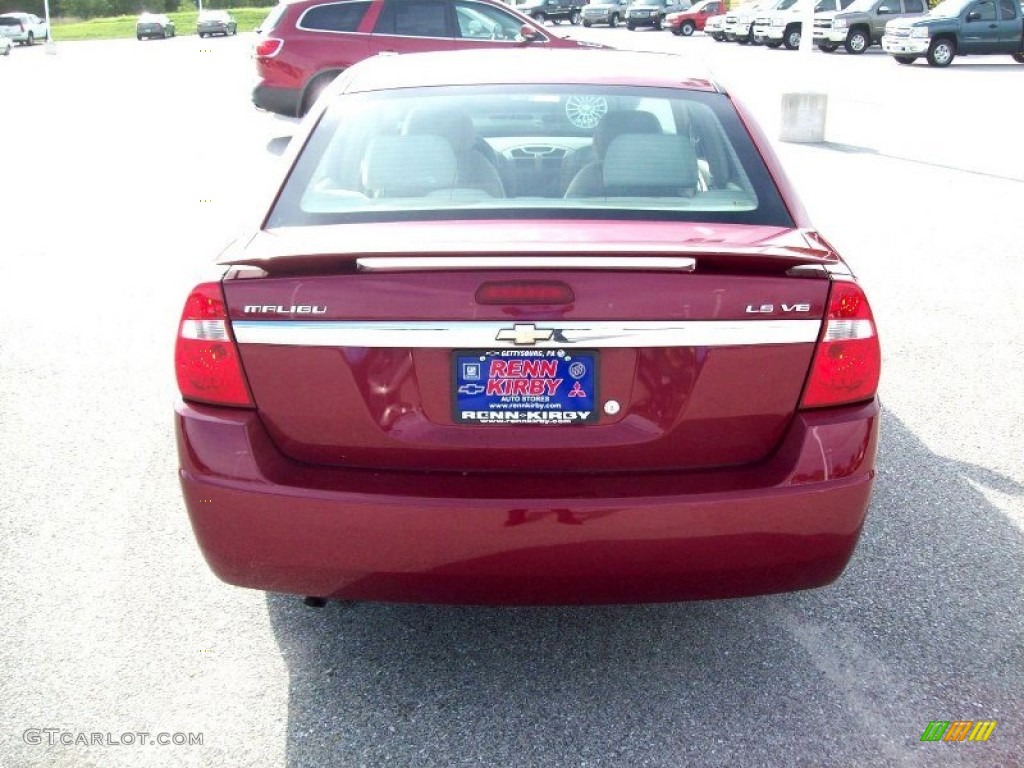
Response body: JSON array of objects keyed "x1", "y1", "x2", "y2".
[
  {"x1": 252, "y1": 83, "x2": 301, "y2": 117},
  {"x1": 176, "y1": 400, "x2": 879, "y2": 605}
]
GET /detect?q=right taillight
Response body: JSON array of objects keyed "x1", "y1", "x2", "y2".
[
  {"x1": 254, "y1": 38, "x2": 283, "y2": 57},
  {"x1": 800, "y1": 280, "x2": 880, "y2": 409},
  {"x1": 175, "y1": 282, "x2": 253, "y2": 408}
]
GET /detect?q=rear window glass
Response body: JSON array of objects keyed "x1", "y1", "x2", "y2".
[
  {"x1": 299, "y1": 1, "x2": 370, "y2": 32},
  {"x1": 0, "y1": 18, "x2": 22, "y2": 26},
  {"x1": 267, "y1": 85, "x2": 793, "y2": 229}
]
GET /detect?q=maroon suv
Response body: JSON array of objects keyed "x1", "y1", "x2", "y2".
[{"x1": 253, "y1": 0, "x2": 597, "y2": 117}]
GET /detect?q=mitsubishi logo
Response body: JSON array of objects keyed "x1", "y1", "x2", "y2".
[{"x1": 496, "y1": 323, "x2": 555, "y2": 346}]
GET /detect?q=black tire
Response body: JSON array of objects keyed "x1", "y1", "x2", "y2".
[
  {"x1": 137, "y1": 33, "x2": 144, "y2": 40},
  {"x1": 783, "y1": 25, "x2": 800, "y2": 50},
  {"x1": 894, "y1": 55, "x2": 916, "y2": 64},
  {"x1": 1011, "y1": 52, "x2": 1024, "y2": 63},
  {"x1": 570, "y1": 9, "x2": 581, "y2": 24},
  {"x1": 609, "y1": 13, "x2": 619, "y2": 27},
  {"x1": 818, "y1": 42, "x2": 837, "y2": 52},
  {"x1": 711, "y1": 32, "x2": 724, "y2": 40},
  {"x1": 583, "y1": 19, "x2": 592, "y2": 26},
  {"x1": 161, "y1": 28, "x2": 168, "y2": 39},
  {"x1": 300, "y1": 72, "x2": 339, "y2": 116},
  {"x1": 626, "y1": 21, "x2": 636, "y2": 29},
  {"x1": 844, "y1": 27, "x2": 869, "y2": 54},
  {"x1": 26, "y1": 32, "x2": 34, "y2": 45},
  {"x1": 199, "y1": 31, "x2": 205, "y2": 38},
  {"x1": 654, "y1": 17, "x2": 662, "y2": 30},
  {"x1": 765, "y1": 40, "x2": 782, "y2": 48},
  {"x1": 926, "y1": 37, "x2": 955, "y2": 67},
  {"x1": 532, "y1": 11, "x2": 545, "y2": 23},
  {"x1": 680, "y1": 20, "x2": 695, "y2": 35}
]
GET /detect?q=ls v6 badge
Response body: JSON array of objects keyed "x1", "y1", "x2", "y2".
[{"x1": 745, "y1": 303, "x2": 811, "y2": 314}]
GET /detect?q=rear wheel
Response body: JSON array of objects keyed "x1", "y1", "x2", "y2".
[
  {"x1": 681, "y1": 20, "x2": 695, "y2": 35},
  {"x1": 845, "y1": 28, "x2": 869, "y2": 54},
  {"x1": 137, "y1": 33, "x2": 144, "y2": 40},
  {"x1": 783, "y1": 25, "x2": 800, "y2": 49},
  {"x1": 583, "y1": 18, "x2": 592, "y2": 26},
  {"x1": 301, "y1": 72, "x2": 339, "y2": 116},
  {"x1": 532, "y1": 11, "x2": 545, "y2": 23},
  {"x1": 654, "y1": 17, "x2": 663, "y2": 29},
  {"x1": 818, "y1": 42, "x2": 837, "y2": 52},
  {"x1": 1012, "y1": 52, "x2": 1024, "y2": 63},
  {"x1": 26, "y1": 32, "x2": 34, "y2": 45},
  {"x1": 926, "y1": 37, "x2": 955, "y2": 67},
  {"x1": 627, "y1": 21, "x2": 636, "y2": 29},
  {"x1": 609, "y1": 13, "x2": 619, "y2": 26},
  {"x1": 570, "y1": 9, "x2": 581, "y2": 24},
  {"x1": 893, "y1": 55, "x2": 916, "y2": 64}
]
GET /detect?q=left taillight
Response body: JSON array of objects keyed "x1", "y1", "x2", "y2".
[
  {"x1": 255, "y1": 38, "x2": 283, "y2": 57},
  {"x1": 175, "y1": 282, "x2": 253, "y2": 407}
]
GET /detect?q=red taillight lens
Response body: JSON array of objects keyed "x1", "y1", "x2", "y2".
[
  {"x1": 175, "y1": 283, "x2": 253, "y2": 407},
  {"x1": 255, "y1": 38, "x2": 283, "y2": 57},
  {"x1": 800, "y1": 280, "x2": 880, "y2": 409},
  {"x1": 476, "y1": 281, "x2": 574, "y2": 305}
]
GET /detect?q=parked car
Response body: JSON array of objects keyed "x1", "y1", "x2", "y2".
[
  {"x1": 753, "y1": 0, "x2": 853, "y2": 48},
  {"x1": 0, "y1": 32, "x2": 10, "y2": 55},
  {"x1": 582, "y1": 0, "x2": 633, "y2": 26},
  {"x1": 626, "y1": 0, "x2": 690, "y2": 29},
  {"x1": 176, "y1": 48, "x2": 882, "y2": 606},
  {"x1": 197, "y1": 9, "x2": 238, "y2": 37},
  {"x1": 136, "y1": 13, "x2": 175, "y2": 40},
  {"x1": 723, "y1": 0, "x2": 769, "y2": 41},
  {"x1": 252, "y1": 0, "x2": 607, "y2": 118},
  {"x1": 705, "y1": 11, "x2": 728, "y2": 36},
  {"x1": 666, "y1": 0, "x2": 725, "y2": 34},
  {"x1": 0, "y1": 12, "x2": 49, "y2": 45},
  {"x1": 516, "y1": 0, "x2": 586, "y2": 24},
  {"x1": 813, "y1": 0, "x2": 926, "y2": 52},
  {"x1": 882, "y1": 0, "x2": 1024, "y2": 65}
]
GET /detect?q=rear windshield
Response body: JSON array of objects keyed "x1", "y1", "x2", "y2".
[
  {"x1": 0, "y1": 18, "x2": 22, "y2": 26},
  {"x1": 267, "y1": 85, "x2": 793, "y2": 229}
]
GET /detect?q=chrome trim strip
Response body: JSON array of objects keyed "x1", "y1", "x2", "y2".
[
  {"x1": 356, "y1": 256, "x2": 698, "y2": 272},
  {"x1": 232, "y1": 319, "x2": 821, "y2": 348}
]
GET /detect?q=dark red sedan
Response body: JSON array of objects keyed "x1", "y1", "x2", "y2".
[{"x1": 176, "y1": 49, "x2": 881, "y2": 605}]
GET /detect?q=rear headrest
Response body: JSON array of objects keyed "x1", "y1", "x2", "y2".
[
  {"x1": 602, "y1": 134, "x2": 699, "y2": 194},
  {"x1": 402, "y1": 108, "x2": 476, "y2": 154},
  {"x1": 593, "y1": 111, "x2": 662, "y2": 160},
  {"x1": 362, "y1": 135, "x2": 458, "y2": 197}
]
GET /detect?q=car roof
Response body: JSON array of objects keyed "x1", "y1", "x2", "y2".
[{"x1": 341, "y1": 49, "x2": 721, "y2": 96}]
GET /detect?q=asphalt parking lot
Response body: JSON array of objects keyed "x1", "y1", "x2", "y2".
[{"x1": 0, "y1": 28, "x2": 1022, "y2": 768}]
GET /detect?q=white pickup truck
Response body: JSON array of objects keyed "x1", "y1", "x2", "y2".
[
  {"x1": 753, "y1": 0, "x2": 854, "y2": 47},
  {"x1": 0, "y1": 12, "x2": 49, "y2": 46}
]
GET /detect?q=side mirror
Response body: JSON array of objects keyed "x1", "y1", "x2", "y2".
[
  {"x1": 965, "y1": 10, "x2": 980, "y2": 19},
  {"x1": 519, "y1": 24, "x2": 540, "y2": 41},
  {"x1": 267, "y1": 136, "x2": 292, "y2": 156}
]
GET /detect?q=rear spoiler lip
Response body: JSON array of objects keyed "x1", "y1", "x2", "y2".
[{"x1": 217, "y1": 229, "x2": 846, "y2": 275}]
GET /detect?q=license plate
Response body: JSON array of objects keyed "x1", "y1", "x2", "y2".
[{"x1": 453, "y1": 350, "x2": 598, "y2": 425}]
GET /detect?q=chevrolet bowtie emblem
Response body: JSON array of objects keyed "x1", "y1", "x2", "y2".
[{"x1": 496, "y1": 323, "x2": 555, "y2": 346}]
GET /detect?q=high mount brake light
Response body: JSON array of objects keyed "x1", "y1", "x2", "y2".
[
  {"x1": 476, "y1": 281, "x2": 575, "y2": 305},
  {"x1": 175, "y1": 283, "x2": 253, "y2": 407},
  {"x1": 800, "y1": 280, "x2": 880, "y2": 409}
]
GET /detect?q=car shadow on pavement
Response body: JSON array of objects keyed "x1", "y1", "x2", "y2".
[{"x1": 266, "y1": 407, "x2": 1023, "y2": 767}]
